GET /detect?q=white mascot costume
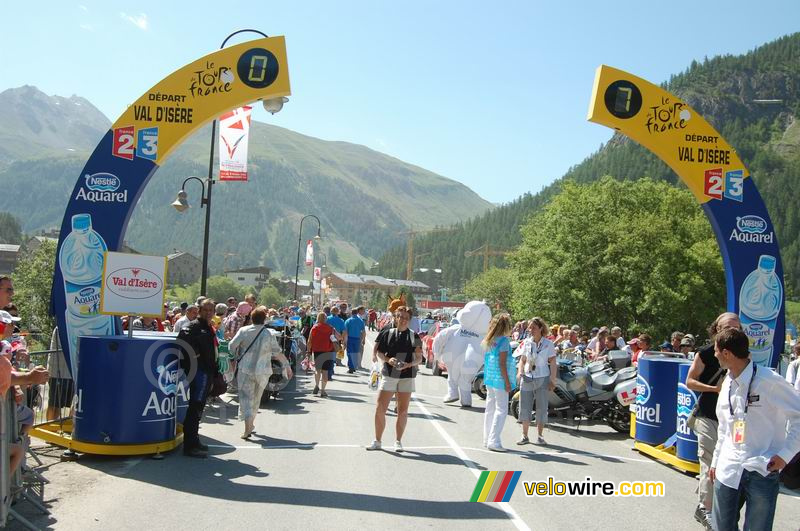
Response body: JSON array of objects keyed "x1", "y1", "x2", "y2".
[{"x1": 433, "y1": 301, "x2": 491, "y2": 406}]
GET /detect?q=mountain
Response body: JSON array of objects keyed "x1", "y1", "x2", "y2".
[
  {"x1": 0, "y1": 87, "x2": 492, "y2": 275},
  {"x1": 0, "y1": 85, "x2": 110, "y2": 164},
  {"x1": 375, "y1": 32, "x2": 800, "y2": 296}
]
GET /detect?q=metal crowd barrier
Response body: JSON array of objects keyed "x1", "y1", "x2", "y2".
[
  {"x1": 25, "y1": 349, "x2": 73, "y2": 432},
  {"x1": 2, "y1": 388, "x2": 47, "y2": 531},
  {"x1": 1, "y1": 391, "x2": 10, "y2": 527},
  {"x1": 2, "y1": 347, "x2": 59, "y2": 531}
]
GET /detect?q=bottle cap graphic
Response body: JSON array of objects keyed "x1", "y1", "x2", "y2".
[
  {"x1": 758, "y1": 254, "x2": 776, "y2": 273},
  {"x1": 72, "y1": 214, "x2": 91, "y2": 231}
]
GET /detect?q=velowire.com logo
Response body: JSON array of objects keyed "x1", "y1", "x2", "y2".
[{"x1": 470, "y1": 471, "x2": 521, "y2": 502}]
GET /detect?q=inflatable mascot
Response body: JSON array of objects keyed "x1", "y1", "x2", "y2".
[{"x1": 433, "y1": 301, "x2": 491, "y2": 406}]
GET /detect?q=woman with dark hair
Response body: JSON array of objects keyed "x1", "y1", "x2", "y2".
[{"x1": 517, "y1": 317, "x2": 557, "y2": 445}]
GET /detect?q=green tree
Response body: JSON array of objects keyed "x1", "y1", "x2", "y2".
[
  {"x1": 258, "y1": 285, "x2": 283, "y2": 308},
  {"x1": 465, "y1": 267, "x2": 514, "y2": 312},
  {"x1": 368, "y1": 290, "x2": 388, "y2": 310},
  {"x1": 394, "y1": 287, "x2": 416, "y2": 310},
  {"x1": 352, "y1": 290, "x2": 364, "y2": 307},
  {"x1": 166, "y1": 276, "x2": 249, "y2": 305},
  {"x1": 510, "y1": 178, "x2": 725, "y2": 341},
  {"x1": 0, "y1": 212, "x2": 23, "y2": 244},
  {"x1": 328, "y1": 247, "x2": 341, "y2": 267},
  {"x1": 12, "y1": 240, "x2": 56, "y2": 339}
]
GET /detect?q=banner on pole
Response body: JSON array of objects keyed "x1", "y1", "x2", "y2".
[
  {"x1": 218, "y1": 106, "x2": 252, "y2": 181},
  {"x1": 305, "y1": 240, "x2": 314, "y2": 266},
  {"x1": 313, "y1": 267, "x2": 321, "y2": 281}
]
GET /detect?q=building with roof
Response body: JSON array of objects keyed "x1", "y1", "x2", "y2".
[
  {"x1": 167, "y1": 251, "x2": 202, "y2": 286},
  {"x1": 322, "y1": 272, "x2": 431, "y2": 303},
  {"x1": 0, "y1": 244, "x2": 20, "y2": 275},
  {"x1": 225, "y1": 266, "x2": 271, "y2": 290}
]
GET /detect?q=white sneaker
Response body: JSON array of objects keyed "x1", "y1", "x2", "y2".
[
  {"x1": 443, "y1": 397, "x2": 459, "y2": 404},
  {"x1": 394, "y1": 441, "x2": 404, "y2": 452},
  {"x1": 366, "y1": 440, "x2": 382, "y2": 451},
  {"x1": 488, "y1": 445, "x2": 507, "y2": 453}
]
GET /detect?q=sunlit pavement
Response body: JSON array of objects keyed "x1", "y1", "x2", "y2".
[{"x1": 41, "y1": 331, "x2": 800, "y2": 530}]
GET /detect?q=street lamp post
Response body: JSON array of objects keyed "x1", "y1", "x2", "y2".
[
  {"x1": 171, "y1": 29, "x2": 288, "y2": 296},
  {"x1": 171, "y1": 176, "x2": 212, "y2": 295},
  {"x1": 294, "y1": 215, "x2": 322, "y2": 302}
]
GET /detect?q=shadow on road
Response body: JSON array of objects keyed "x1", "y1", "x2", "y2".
[
  {"x1": 248, "y1": 434, "x2": 319, "y2": 449},
  {"x1": 393, "y1": 450, "x2": 487, "y2": 470},
  {"x1": 84, "y1": 449, "x2": 508, "y2": 521},
  {"x1": 519, "y1": 441, "x2": 625, "y2": 464},
  {"x1": 547, "y1": 422, "x2": 630, "y2": 442},
  {"x1": 519, "y1": 450, "x2": 589, "y2": 466}
]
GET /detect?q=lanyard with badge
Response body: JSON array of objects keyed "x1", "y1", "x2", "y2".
[
  {"x1": 728, "y1": 363, "x2": 757, "y2": 444},
  {"x1": 527, "y1": 339, "x2": 544, "y2": 372}
]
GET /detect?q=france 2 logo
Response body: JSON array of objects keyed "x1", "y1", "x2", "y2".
[
  {"x1": 704, "y1": 168, "x2": 743, "y2": 202},
  {"x1": 112, "y1": 126, "x2": 158, "y2": 161}
]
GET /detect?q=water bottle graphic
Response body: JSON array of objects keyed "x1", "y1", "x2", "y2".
[
  {"x1": 60, "y1": 213, "x2": 116, "y2": 375},
  {"x1": 738, "y1": 254, "x2": 782, "y2": 366}
]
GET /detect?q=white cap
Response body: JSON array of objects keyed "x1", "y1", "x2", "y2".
[{"x1": 0, "y1": 310, "x2": 21, "y2": 324}]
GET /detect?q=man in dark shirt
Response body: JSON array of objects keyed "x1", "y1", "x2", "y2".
[
  {"x1": 366, "y1": 306, "x2": 422, "y2": 453},
  {"x1": 686, "y1": 312, "x2": 740, "y2": 529},
  {"x1": 178, "y1": 299, "x2": 219, "y2": 458}
]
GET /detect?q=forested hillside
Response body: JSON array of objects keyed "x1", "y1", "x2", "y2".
[
  {"x1": 376, "y1": 33, "x2": 800, "y2": 297},
  {"x1": 0, "y1": 87, "x2": 492, "y2": 275}
]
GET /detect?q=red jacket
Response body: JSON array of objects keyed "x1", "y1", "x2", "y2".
[{"x1": 309, "y1": 323, "x2": 336, "y2": 353}]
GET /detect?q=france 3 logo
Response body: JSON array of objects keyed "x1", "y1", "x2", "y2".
[
  {"x1": 703, "y1": 168, "x2": 744, "y2": 202},
  {"x1": 112, "y1": 126, "x2": 159, "y2": 161}
]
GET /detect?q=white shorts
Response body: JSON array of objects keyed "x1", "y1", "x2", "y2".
[{"x1": 379, "y1": 376, "x2": 415, "y2": 393}]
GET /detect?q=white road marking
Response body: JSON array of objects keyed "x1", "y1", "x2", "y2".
[{"x1": 414, "y1": 398, "x2": 531, "y2": 531}]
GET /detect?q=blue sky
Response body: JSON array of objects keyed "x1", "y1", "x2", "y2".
[{"x1": 1, "y1": 1, "x2": 798, "y2": 204}]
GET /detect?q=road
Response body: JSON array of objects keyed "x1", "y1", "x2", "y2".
[{"x1": 16, "y1": 330, "x2": 800, "y2": 530}]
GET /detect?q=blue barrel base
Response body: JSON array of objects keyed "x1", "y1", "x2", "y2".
[
  {"x1": 676, "y1": 363, "x2": 699, "y2": 463},
  {"x1": 74, "y1": 336, "x2": 183, "y2": 445},
  {"x1": 635, "y1": 355, "x2": 690, "y2": 446}
]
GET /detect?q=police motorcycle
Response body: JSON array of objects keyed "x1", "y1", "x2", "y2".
[{"x1": 509, "y1": 350, "x2": 637, "y2": 433}]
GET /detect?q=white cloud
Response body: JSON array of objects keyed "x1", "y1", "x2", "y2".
[
  {"x1": 80, "y1": 23, "x2": 93, "y2": 31},
  {"x1": 120, "y1": 12, "x2": 148, "y2": 31},
  {"x1": 78, "y1": 4, "x2": 88, "y2": 11}
]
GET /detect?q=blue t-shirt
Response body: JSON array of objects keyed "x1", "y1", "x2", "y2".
[
  {"x1": 484, "y1": 336, "x2": 514, "y2": 390},
  {"x1": 345, "y1": 316, "x2": 365, "y2": 340},
  {"x1": 327, "y1": 315, "x2": 346, "y2": 333}
]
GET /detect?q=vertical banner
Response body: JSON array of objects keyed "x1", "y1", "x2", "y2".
[
  {"x1": 218, "y1": 106, "x2": 252, "y2": 181},
  {"x1": 313, "y1": 267, "x2": 321, "y2": 281},
  {"x1": 305, "y1": 240, "x2": 314, "y2": 266}
]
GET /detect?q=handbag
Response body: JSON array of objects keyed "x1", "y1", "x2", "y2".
[
  {"x1": 686, "y1": 367, "x2": 724, "y2": 431},
  {"x1": 209, "y1": 372, "x2": 228, "y2": 397}
]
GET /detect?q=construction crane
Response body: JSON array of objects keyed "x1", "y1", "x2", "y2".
[
  {"x1": 398, "y1": 227, "x2": 455, "y2": 280},
  {"x1": 464, "y1": 244, "x2": 509, "y2": 273}
]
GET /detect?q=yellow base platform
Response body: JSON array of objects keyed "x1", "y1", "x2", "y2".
[
  {"x1": 31, "y1": 419, "x2": 184, "y2": 456},
  {"x1": 634, "y1": 441, "x2": 700, "y2": 475},
  {"x1": 630, "y1": 413, "x2": 699, "y2": 474}
]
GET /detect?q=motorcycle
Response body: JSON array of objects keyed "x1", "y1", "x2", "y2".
[{"x1": 509, "y1": 350, "x2": 637, "y2": 433}]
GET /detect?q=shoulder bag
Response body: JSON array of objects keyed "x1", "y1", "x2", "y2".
[{"x1": 686, "y1": 367, "x2": 724, "y2": 431}]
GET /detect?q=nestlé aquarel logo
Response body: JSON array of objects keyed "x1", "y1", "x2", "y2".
[
  {"x1": 75, "y1": 172, "x2": 128, "y2": 203},
  {"x1": 635, "y1": 375, "x2": 650, "y2": 404},
  {"x1": 106, "y1": 267, "x2": 163, "y2": 299},
  {"x1": 730, "y1": 215, "x2": 773, "y2": 243}
]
